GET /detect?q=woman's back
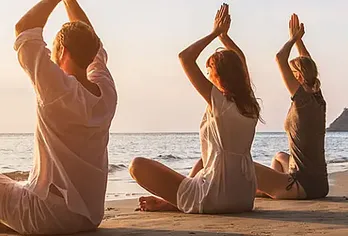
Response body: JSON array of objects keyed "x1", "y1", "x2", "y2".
[{"x1": 199, "y1": 87, "x2": 258, "y2": 213}]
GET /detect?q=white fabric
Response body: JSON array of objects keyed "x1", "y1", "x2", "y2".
[
  {"x1": 0, "y1": 175, "x2": 95, "y2": 235},
  {"x1": 12, "y1": 28, "x2": 117, "y2": 226},
  {"x1": 177, "y1": 86, "x2": 257, "y2": 213}
]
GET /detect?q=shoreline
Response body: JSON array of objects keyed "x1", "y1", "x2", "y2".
[{"x1": 4, "y1": 169, "x2": 348, "y2": 201}]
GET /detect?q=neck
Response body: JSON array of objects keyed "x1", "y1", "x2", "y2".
[
  {"x1": 69, "y1": 69, "x2": 88, "y2": 83},
  {"x1": 65, "y1": 68, "x2": 101, "y2": 97}
]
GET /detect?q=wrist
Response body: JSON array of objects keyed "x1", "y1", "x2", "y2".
[
  {"x1": 63, "y1": 0, "x2": 74, "y2": 5},
  {"x1": 211, "y1": 30, "x2": 221, "y2": 38},
  {"x1": 219, "y1": 33, "x2": 228, "y2": 39}
]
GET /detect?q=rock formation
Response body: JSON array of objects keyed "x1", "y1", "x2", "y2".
[{"x1": 327, "y1": 108, "x2": 348, "y2": 132}]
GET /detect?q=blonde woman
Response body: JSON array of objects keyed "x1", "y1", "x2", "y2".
[{"x1": 255, "y1": 14, "x2": 328, "y2": 200}]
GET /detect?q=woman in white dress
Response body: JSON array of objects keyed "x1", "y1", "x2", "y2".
[{"x1": 129, "y1": 4, "x2": 261, "y2": 213}]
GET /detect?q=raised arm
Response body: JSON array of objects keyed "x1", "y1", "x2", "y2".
[
  {"x1": 276, "y1": 21, "x2": 305, "y2": 96},
  {"x1": 179, "y1": 5, "x2": 230, "y2": 106},
  {"x1": 290, "y1": 14, "x2": 311, "y2": 58},
  {"x1": 218, "y1": 4, "x2": 249, "y2": 77},
  {"x1": 15, "y1": 0, "x2": 61, "y2": 36},
  {"x1": 63, "y1": 0, "x2": 93, "y2": 28}
]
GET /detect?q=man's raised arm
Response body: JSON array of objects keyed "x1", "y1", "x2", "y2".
[
  {"x1": 15, "y1": 0, "x2": 62, "y2": 36},
  {"x1": 63, "y1": 0, "x2": 93, "y2": 28}
]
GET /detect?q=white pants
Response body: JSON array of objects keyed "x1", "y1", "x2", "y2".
[{"x1": 0, "y1": 174, "x2": 96, "y2": 235}]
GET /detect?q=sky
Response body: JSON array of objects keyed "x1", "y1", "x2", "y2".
[{"x1": 0, "y1": 0, "x2": 348, "y2": 133}]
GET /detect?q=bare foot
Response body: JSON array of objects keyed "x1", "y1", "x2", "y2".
[
  {"x1": 256, "y1": 189, "x2": 271, "y2": 198},
  {"x1": 137, "y1": 196, "x2": 178, "y2": 212}
]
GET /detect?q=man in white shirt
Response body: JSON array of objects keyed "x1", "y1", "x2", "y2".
[{"x1": 0, "y1": 0, "x2": 117, "y2": 234}]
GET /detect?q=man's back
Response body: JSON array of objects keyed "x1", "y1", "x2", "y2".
[{"x1": 15, "y1": 27, "x2": 117, "y2": 225}]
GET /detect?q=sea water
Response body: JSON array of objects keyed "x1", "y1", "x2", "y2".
[{"x1": 0, "y1": 132, "x2": 347, "y2": 200}]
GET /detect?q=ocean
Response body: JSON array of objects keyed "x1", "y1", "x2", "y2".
[{"x1": 0, "y1": 132, "x2": 347, "y2": 201}]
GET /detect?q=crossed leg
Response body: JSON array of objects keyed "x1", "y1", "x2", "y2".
[
  {"x1": 129, "y1": 157, "x2": 204, "y2": 212},
  {"x1": 271, "y1": 152, "x2": 291, "y2": 173},
  {"x1": 129, "y1": 157, "x2": 186, "y2": 211},
  {"x1": 254, "y1": 161, "x2": 306, "y2": 199}
]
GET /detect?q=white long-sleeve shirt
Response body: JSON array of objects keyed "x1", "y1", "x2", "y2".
[{"x1": 14, "y1": 28, "x2": 117, "y2": 225}]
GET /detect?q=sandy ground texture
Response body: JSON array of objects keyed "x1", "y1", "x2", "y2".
[{"x1": 0, "y1": 172, "x2": 347, "y2": 236}]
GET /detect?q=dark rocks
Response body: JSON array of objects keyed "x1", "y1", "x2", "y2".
[{"x1": 327, "y1": 108, "x2": 348, "y2": 132}]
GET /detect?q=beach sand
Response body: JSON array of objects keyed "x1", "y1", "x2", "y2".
[{"x1": 0, "y1": 172, "x2": 347, "y2": 236}]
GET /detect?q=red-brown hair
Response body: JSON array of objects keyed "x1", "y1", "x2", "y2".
[{"x1": 206, "y1": 50, "x2": 261, "y2": 120}]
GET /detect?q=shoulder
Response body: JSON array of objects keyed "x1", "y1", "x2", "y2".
[
  {"x1": 211, "y1": 86, "x2": 237, "y2": 117},
  {"x1": 291, "y1": 86, "x2": 310, "y2": 101},
  {"x1": 14, "y1": 27, "x2": 45, "y2": 51},
  {"x1": 211, "y1": 86, "x2": 224, "y2": 99},
  {"x1": 292, "y1": 86, "x2": 325, "y2": 107}
]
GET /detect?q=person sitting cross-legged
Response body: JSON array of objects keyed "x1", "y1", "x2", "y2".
[{"x1": 0, "y1": 0, "x2": 117, "y2": 234}]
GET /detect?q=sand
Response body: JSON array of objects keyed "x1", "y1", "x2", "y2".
[{"x1": 0, "y1": 172, "x2": 347, "y2": 236}]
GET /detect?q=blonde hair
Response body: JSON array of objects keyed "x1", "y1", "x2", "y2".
[{"x1": 290, "y1": 56, "x2": 321, "y2": 93}]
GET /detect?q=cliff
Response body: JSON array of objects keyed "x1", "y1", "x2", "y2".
[{"x1": 327, "y1": 108, "x2": 348, "y2": 132}]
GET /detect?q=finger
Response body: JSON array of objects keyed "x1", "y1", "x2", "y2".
[
  {"x1": 223, "y1": 3, "x2": 228, "y2": 16},
  {"x1": 296, "y1": 14, "x2": 300, "y2": 28},
  {"x1": 220, "y1": 4, "x2": 226, "y2": 17},
  {"x1": 216, "y1": 7, "x2": 221, "y2": 19},
  {"x1": 226, "y1": 17, "x2": 231, "y2": 28},
  {"x1": 221, "y1": 4, "x2": 226, "y2": 17},
  {"x1": 223, "y1": 16, "x2": 230, "y2": 26},
  {"x1": 295, "y1": 23, "x2": 305, "y2": 39},
  {"x1": 219, "y1": 5, "x2": 224, "y2": 18},
  {"x1": 215, "y1": 9, "x2": 220, "y2": 20},
  {"x1": 294, "y1": 14, "x2": 299, "y2": 25},
  {"x1": 292, "y1": 14, "x2": 296, "y2": 28}
]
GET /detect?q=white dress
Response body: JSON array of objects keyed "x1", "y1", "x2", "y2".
[{"x1": 177, "y1": 87, "x2": 257, "y2": 213}]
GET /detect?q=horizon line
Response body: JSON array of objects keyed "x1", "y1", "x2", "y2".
[{"x1": 0, "y1": 131, "x2": 287, "y2": 135}]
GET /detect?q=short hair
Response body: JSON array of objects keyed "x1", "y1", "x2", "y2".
[{"x1": 55, "y1": 21, "x2": 100, "y2": 69}]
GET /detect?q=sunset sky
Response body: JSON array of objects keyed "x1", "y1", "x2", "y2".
[{"x1": 0, "y1": 0, "x2": 347, "y2": 133}]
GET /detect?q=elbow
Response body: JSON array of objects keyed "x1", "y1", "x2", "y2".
[
  {"x1": 178, "y1": 50, "x2": 193, "y2": 64},
  {"x1": 15, "y1": 23, "x2": 22, "y2": 37},
  {"x1": 15, "y1": 21, "x2": 25, "y2": 37},
  {"x1": 178, "y1": 51, "x2": 187, "y2": 61},
  {"x1": 275, "y1": 52, "x2": 284, "y2": 62}
]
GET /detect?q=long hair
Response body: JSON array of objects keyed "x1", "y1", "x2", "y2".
[
  {"x1": 290, "y1": 56, "x2": 321, "y2": 93},
  {"x1": 206, "y1": 50, "x2": 261, "y2": 120}
]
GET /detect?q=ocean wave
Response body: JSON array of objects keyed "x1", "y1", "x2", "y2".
[
  {"x1": 327, "y1": 158, "x2": 348, "y2": 164},
  {"x1": 154, "y1": 154, "x2": 182, "y2": 160},
  {"x1": 0, "y1": 148, "x2": 12, "y2": 152},
  {"x1": 3, "y1": 171, "x2": 29, "y2": 181},
  {"x1": 108, "y1": 164, "x2": 128, "y2": 173}
]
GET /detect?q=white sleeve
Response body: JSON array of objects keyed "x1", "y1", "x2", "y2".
[
  {"x1": 14, "y1": 28, "x2": 76, "y2": 106},
  {"x1": 87, "y1": 44, "x2": 114, "y2": 85}
]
